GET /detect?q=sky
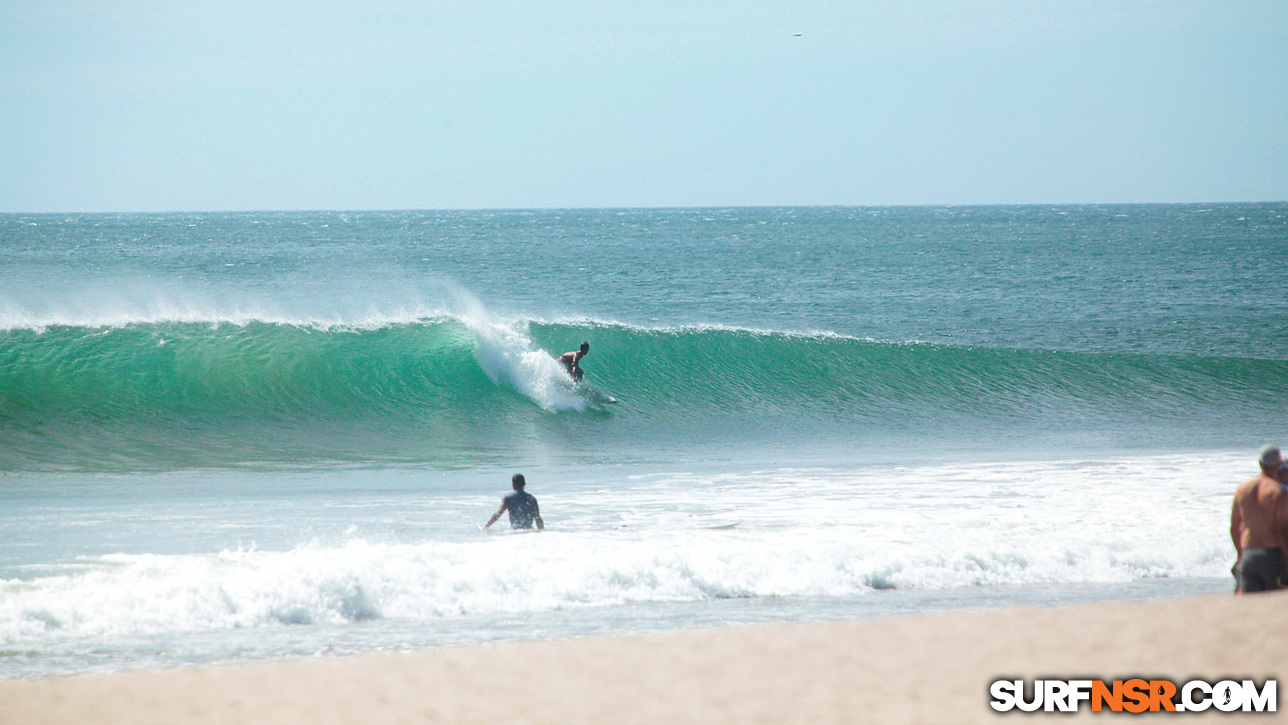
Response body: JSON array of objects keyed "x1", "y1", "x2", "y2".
[{"x1": 1, "y1": 0, "x2": 1285, "y2": 212}]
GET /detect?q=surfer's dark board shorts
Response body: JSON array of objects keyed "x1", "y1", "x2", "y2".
[{"x1": 1237, "y1": 547, "x2": 1288, "y2": 593}]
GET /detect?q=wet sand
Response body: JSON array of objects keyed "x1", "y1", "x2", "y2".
[{"x1": 3, "y1": 590, "x2": 1284, "y2": 724}]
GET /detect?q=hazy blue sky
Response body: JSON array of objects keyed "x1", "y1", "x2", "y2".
[{"x1": 2, "y1": 1, "x2": 1285, "y2": 212}]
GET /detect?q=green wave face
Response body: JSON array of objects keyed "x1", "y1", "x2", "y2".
[
  {"x1": 532, "y1": 320, "x2": 1287, "y2": 419},
  {"x1": 3, "y1": 318, "x2": 1285, "y2": 471}
]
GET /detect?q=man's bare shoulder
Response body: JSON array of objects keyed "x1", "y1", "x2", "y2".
[
  {"x1": 1234, "y1": 475, "x2": 1272, "y2": 505},
  {"x1": 1235, "y1": 476, "x2": 1261, "y2": 497},
  {"x1": 1238, "y1": 474, "x2": 1283, "y2": 500}
]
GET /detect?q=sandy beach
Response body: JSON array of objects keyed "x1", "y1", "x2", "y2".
[{"x1": 3, "y1": 590, "x2": 1284, "y2": 724}]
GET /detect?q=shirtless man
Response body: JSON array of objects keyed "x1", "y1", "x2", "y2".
[
  {"x1": 483, "y1": 473, "x2": 544, "y2": 531},
  {"x1": 558, "y1": 342, "x2": 589, "y2": 382},
  {"x1": 1230, "y1": 444, "x2": 1288, "y2": 593}
]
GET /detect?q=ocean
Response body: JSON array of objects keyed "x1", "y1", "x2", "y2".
[{"x1": 1, "y1": 204, "x2": 1285, "y2": 677}]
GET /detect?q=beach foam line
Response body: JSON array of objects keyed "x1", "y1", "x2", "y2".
[{"x1": 3, "y1": 591, "x2": 1285, "y2": 724}]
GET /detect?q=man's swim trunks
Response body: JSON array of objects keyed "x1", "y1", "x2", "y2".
[{"x1": 1236, "y1": 547, "x2": 1288, "y2": 593}]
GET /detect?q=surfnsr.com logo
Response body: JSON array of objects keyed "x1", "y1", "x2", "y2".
[{"x1": 989, "y1": 679, "x2": 1276, "y2": 713}]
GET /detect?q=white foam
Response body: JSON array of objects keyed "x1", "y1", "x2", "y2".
[
  {"x1": 456, "y1": 293, "x2": 587, "y2": 412},
  {"x1": 0, "y1": 453, "x2": 1242, "y2": 646}
]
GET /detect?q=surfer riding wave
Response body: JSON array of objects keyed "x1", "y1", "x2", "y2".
[{"x1": 558, "y1": 341, "x2": 589, "y2": 382}]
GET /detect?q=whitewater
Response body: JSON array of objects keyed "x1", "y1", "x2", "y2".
[{"x1": 1, "y1": 205, "x2": 1285, "y2": 677}]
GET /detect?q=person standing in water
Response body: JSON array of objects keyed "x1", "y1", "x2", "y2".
[
  {"x1": 483, "y1": 473, "x2": 544, "y2": 530},
  {"x1": 1230, "y1": 444, "x2": 1288, "y2": 593},
  {"x1": 558, "y1": 341, "x2": 589, "y2": 382}
]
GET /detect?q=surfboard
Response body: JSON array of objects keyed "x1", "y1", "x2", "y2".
[{"x1": 577, "y1": 383, "x2": 618, "y2": 405}]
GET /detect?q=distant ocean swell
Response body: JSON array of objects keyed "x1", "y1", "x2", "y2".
[{"x1": 2, "y1": 316, "x2": 1285, "y2": 471}]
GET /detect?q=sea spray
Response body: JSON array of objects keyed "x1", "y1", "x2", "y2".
[{"x1": 464, "y1": 315, "x2": 586, "y2": 413}]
